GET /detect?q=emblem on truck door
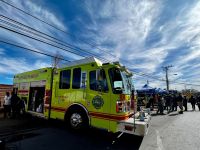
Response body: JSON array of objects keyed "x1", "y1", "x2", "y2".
[{"x1": 92, "y1": 95, "x2": 104, "y2": 109}]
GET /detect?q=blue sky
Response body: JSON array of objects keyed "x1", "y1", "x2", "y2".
[{"x1": 0, "y1": 0, "x2": 200, "y2": 91}]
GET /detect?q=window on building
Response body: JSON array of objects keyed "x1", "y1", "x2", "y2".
[
  {"x1": 89, "y1": 69, "x2": 108, "y2": 92},
  {"x1": 72, "y1": 68, "x2": 81, "y2": 89},
  {"x1": 59, "y1": 70, "x2": 71, "y2": 89}
]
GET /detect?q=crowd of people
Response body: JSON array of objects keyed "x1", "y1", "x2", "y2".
[
  {"x1": 2, "y1": 91, "x2": 25, "y2": 119},
  {"x1": 145, "y1": 93, "x2": 200, "y2": 115}
]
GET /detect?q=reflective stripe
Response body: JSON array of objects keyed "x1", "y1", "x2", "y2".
[{"x1": 89, "y1": 112, "x2": 131, "y2": 121}]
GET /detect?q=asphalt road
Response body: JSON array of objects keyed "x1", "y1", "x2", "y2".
[
  {"x1": 140, "y1": 105, "x2": 200, "y2": 150},
  {"x1": 6, "y1": 127, "x2": 143, "y2": 150}
]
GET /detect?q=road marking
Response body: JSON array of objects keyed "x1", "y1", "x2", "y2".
[{"x1": 156, "y1": 130, "x2": 165, "y2": 150}]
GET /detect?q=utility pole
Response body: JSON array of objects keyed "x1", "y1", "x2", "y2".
[
  {"x1": 51, "y1": 51, "x2": 63, "y2": 68},
  {"x1": 162, "y1": 65, "x2": 173, "y2": 91}
]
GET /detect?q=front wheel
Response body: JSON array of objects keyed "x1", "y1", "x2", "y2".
[{"x1": 67, "y1": 110, "x2": 88, "y2": 130}]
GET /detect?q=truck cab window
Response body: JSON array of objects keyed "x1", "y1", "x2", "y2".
[
  {"x1": 72, "y1": 68, "x2": 81, "y2": 89},
  {"x1": 109, "y1": 68, "x2": 131, "y2": 94},
  {"x1": 89, "y1": 69, "x2": 108, "y2": 92},
  {"x1": 59, "y1": 70, "x2": 71, "y2": 89}
]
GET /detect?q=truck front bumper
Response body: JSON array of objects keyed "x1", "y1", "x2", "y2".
[{"x1": 117, "y1": 113, "x2": 151, "y2": 136}]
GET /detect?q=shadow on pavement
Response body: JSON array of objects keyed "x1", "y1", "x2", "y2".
[
  {"x1": 48, "y1": 119, "x2": 144, "y2": 150},
  {"x1": 1, "y1": 115, "x2": 143, "y2": 150},
  {"x1": 168, "y1": 113, "x2": 179, "y2": 116}
]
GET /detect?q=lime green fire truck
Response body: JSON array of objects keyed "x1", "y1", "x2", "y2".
[{"x1": 13, "y1": 57, "x2": 150, "y2": 136}]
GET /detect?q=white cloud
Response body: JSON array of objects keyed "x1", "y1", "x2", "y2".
[
  {"x1": 0, "y1": 57, "x2": 50, "y2": 74},
  {"x1": 82, "y1": 0, "x2": 200, "y2": 91},
  {"x1": 24, "y1": 0, "x2": 66, "y2": 30},
  {"x1": 81, "y1": 0, "x2": 169, "y2": 76},
  {"x1": 84, "y1": 0, "x2": 162, "y2": 56},
  {"x1": 1, "y1": 0, "x2": 66, "y2": 31}
]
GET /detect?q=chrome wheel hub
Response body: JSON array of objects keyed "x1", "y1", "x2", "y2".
[{"x1": 70, "y1": 113, "x2": 82, "y2": 128}]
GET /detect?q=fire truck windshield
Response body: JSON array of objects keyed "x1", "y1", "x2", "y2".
[{"x1": 109, "y1": 68, "x2": 132, "y2": 94}]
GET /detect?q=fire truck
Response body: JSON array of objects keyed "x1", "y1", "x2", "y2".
[{"x1": 13, "y1": 57, "x2": 150, "y2": 136}]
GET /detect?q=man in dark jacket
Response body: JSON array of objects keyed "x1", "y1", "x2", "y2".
[
  {"x1": 10, "y1": 92, "x2": 20, "y2": 118},
  {"x1": 165, "y1": 94, "x2": 171, "y2": 111},
  {"x1": 190, "y1": 96, "x2": 196, "y2": 111},
  {"x1": 183, "y1": 96, "x2": 187, "y2": 111}
]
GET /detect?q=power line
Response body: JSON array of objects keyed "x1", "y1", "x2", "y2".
[
  {"x1": 0, "y1": 39, "x2": 70, "y2": 62},
  {"x1": 0, "y1": 19, "x2": 166, "y2": 83},
  {"x1": 170, "y1": 81, "x2": 200, "y2": 87},
  {"x1": 131, "y1": 69, "x2": 165, "y2": 81},
  {"x1": 0, "y1": 16, "x2": 110, "y2": 62},
  {"x1": 0, "y1": 23, "x2": 87, "y2": 58},
  {"x1": 133, "y1": 71, "x2": 200, "y2": 87},
  {"x1": 0, "y1": 18, "x2": 164, "y2": 82},
  {"x1": 0, "y1": 0, "x2": 168, "y2": 80},
  {"x1": 1, "y1": 0, "x2": 162, "y2": 69},
  {"x1": 0, "y1": 15, "x2": 109, "y2": 62},
  {"x1": 0, "y1": 0, "x2": 117, "y2": 58}
]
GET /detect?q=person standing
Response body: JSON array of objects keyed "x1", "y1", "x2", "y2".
[
  {"x1": 149, "y1": 94, "x2": 154, "y2": 110},
  {"x1": 190, "y1": 96, "x2": 196, "y2": 111},
  {"x1": 168, "y1": 94, "x2": 173, "y2": 113},
  {"x1": 145, "y1": 95, "x2": 150, "y2": 109},
  {"x1": 165, "y1": 94, "x2": 171, "y2": 112},
  {"x1": 173, "y1": 94, "x2": 178, "y2": 111},
  {"x1": 163, "y1": 95, "x2": 166, "y2": 110},
  {"x1": 177, "y1": 93, "x2": 183, "y2": 114},
  {"x1": 196, "y1": 95, "x2": 200, "y2": 111},
  {"x1": 3, "y1": 92, "x2": 11, "y2": 118},
  {"x1": 10, "y1": 92, "x2": 20, "y2": 118},
  {"x1": 157, "y1": 95, "x2": 164, "y2": 115},
  {"x1": 183, "y1": 96, "x2": 188, "y2": 111}
]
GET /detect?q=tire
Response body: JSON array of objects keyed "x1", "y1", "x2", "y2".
[{"x1": 66, "y1": 109, "x2": 89, "y2": 130}]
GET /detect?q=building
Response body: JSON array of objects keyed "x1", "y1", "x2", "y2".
[{"x1": 0, "y1": 84, "x2": 13, "y2": 108}]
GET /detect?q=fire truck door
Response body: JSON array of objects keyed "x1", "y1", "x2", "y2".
[{"x1": 86, "y1": 69, "x2": 110, "y2": 129}]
